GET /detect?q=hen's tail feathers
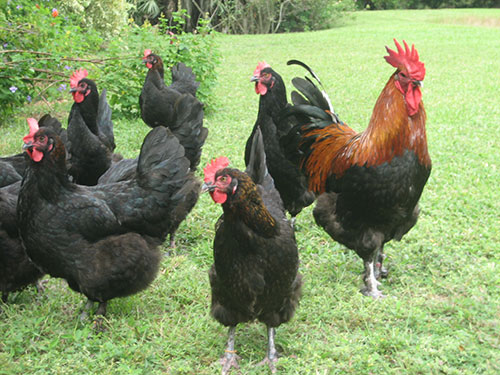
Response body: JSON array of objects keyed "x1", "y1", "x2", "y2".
[
  {"x1": 170, "y1": 62, "x2": 200, "y2": 97},
  {"x1": 98, "y1": 157, "x2": 138, "y2": 184},
  {"x1": 169, "y1": 94, "x2": 207, "y2": 171},
  {"x1": 136, "y1": 127, "x2": 191, "y2": 192},
  {"x1": 245, "y1": 126, "x2": 275, "y2": 193},
  {"x1": 96, "y1": 89, "x2": 116, "y2": 152}
]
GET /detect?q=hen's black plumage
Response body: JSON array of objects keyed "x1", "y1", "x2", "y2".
[
  {"x1": 17, "y1": 118, "x2": 194, "y2": 322},
  {"x1": 0, "y1": 182, "x2": 44, "y2": 303},
  {"x1": 139, "y1": 52, "x2": 207, "y2": 171},
  {"x1": 204, "y1": 127, "x2": 302, "y2": 374},
  {"x1": 245, "y1": 63, "x2": 314, "y2": 220},
  {"x1": 67, "y1": 74, "x2": 117, "y2": 185}
]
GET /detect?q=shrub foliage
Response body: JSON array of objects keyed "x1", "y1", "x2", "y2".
[{"x1": 0, "y1": 1, "x2": 219, "y2": 123}]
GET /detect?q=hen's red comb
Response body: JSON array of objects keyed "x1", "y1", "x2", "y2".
[
  {"x1": 70, "y1": 68, "x2": 88, "y2": 88},
  {"x1": 253, "y1": 61, "x2": 271, "y2": 77},
  {"x1": 384, "y1": 39, "x2": 425, "y2": 81},
  {"x1": 23, "y1": 118, "x2": 39, "y2": 144},
  {"x1": 143, "y1": 49, "x2": 152, "y2": 59},
  {"x1": 204, "y1": 157, "x2": 230, "y2": 183}
]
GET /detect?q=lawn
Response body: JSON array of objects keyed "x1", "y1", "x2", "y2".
[{"x1": 1, "y1": 8, "x2": 499, "y2": 375}]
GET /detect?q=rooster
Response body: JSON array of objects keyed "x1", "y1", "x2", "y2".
[
  {"x1": 279, "y1": 40, "x2": 431, "y2": 298},
  {"x1": 139, "y1": 50, "x2": 207, "y2": 171},
  {"x1": 67, "y1": 68, "x2": 118, "y2": 185},
  {"x1": 203, "y1": 127, "x2": 302, "y2": 374},
  {"x1": 245, "y1": 62, "x2": 314, "y2": 223},
  {"x1": 17, "y1": 117, "x2": 195, "y2": 325}
]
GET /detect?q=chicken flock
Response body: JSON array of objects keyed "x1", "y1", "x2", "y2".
[{"x1": 1, "y1": 40, "x2": 430, "y2": 373}]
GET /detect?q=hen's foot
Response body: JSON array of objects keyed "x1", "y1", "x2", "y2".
[
  {"x1": 35, "y1": 279, "x2": 49, "y2": 294},
  {"x1": 360, "y1": 286, "x2": 385, "y2": 299},
  {"x1": 220, "y1": 351, "x2": 240, "y2": 375},
  {"x1": 257, "y1": 355, "x2": 278, "y2": 374}
]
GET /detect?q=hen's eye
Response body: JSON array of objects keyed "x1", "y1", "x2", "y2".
[{"x1": 399, "y1": 72, "x2": 407, "y2": 78}]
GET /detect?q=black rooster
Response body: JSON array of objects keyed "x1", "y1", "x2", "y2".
[
  {"x1": 245, "y1": 62, "x2": 314, "y2": 223},
  {"x1": 203, "y1": 127, "x2": 302, "y2": 374},
  {"x1": 17, "y1": 116, "x2": 195, "y2": 324}
]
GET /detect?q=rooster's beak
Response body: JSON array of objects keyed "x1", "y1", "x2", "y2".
[
  {"x1": 201, "y1": 182, "x2": 215, "y2": 193},
  {"x1": 250, "y1": 75, "x2": 259, "y2": 82},
  {"x1": 413, "y1": 80, "x2": 423, "y2": 88},
  {"x1": 69, "y1": 87, "x2": 77, "y2": 93},
  {"x1": 22, "y1": 142, "x2": 32, "y2": 151}
]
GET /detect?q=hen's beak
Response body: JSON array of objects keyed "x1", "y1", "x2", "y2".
[
  {"x1": 413, "y1": 80, "x2": 423, "y2": 88},
  {"x1": 69, "y1": 87, "x2": 77, "y2": 93},
  {"x1": 201, "y1": 182, "x2": 216, "y2": 193},
  {"x1": 250, "y1": 75, "x2": 259, "y2": 82},
  {"x1": 22, "y1": 142, "x2": 33, "y2": 151}
]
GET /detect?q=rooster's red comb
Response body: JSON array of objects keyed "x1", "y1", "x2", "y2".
[
  {"x1": 143, "y1": 49, "x2": 152, "y2": 59},
  {"x1": 23, "y1": 118, "x2": 39, "y2": 144},
  {"x1": 253, "y1": 61, "x2": 271, "y2": 77},
  {"x1": 70, "y1": 68, "x2": 88, "y2": 88},
  {"x1": 203, "y1": 157, "x2": 230, "y2": 183},
  {"x1": 384, "y1": 39, "x2": 425, "y2": 81}
]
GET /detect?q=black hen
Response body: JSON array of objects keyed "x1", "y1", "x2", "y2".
[
  {"x1": 203, "y1": 127, "x2": 302, "y2": 374},
  {"x1": 0, "y1": 114, "x2": 67, "y2": 186},
  {"x1": 17, "y1": 116, "x2": 195, "y2": 323},
  {"x1": 139, "y1": 50, "x2": 207, "y2": 170},
  {"x1": 245, "y1": 62, "x2": 314, "y2": 222},
  {"x1": 0, "y1": 182, "x2": 44, "y2": 303},
  {"x1": 67, "y1": 69, "x2": 117, "y2": 185}
]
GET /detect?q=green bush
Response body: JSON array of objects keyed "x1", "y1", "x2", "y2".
[
  {"x1": 360, "y1": 0, "x2": 499, "y2": 9},
  {"x1": 0, "y1": 1, "x2": 219, "y2": 124},
  {"x1": 57, "y1": 0, "x2": 131, "y2": 36},
  {"x1": 0, "y1": 0, "x2": 103, "y2": 123},
  {"x1": 278, "y1": 0, "x2": 356, "y2": 32},
  {"x1": 94, "y1": 12, "x2": 220, "y2": 118}
]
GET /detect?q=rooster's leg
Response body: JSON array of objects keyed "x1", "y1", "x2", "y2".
[
  {"x1": 220, "y1": 326, "x2": 240, "y2": 374},
  {"x1": 361, "y1": 252, "x2": 384, "y2": 299},
  {"x1": 257, "y1": 326, "x2": 279, "y2": 373}
]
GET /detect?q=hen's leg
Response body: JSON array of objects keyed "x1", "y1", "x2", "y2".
[
  {"x1": 361, "y1": 251, "x2": 384, "y2": 299},
  {"x1": 93, "y1": 301, "x2": 107, "y2": 332},
  {"x1": 375, "y1": 246, "x2": 388, "y2": 279},
  {"x1": 221, "y1": 326, "x2": 240, "y2": 374},
  {"x1": 79, "y1": 299, "x2": 94, "y2": 322},
  {"x1": 169, "y1": 232, "x2": 176, "y2": 249},
  {"x1": 258, "y1": 326, "x2": 279, "y2": 373}
]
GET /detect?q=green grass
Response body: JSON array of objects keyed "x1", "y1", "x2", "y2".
[{"x1": 1, "y1": 8, "x2": 500, "y2": 375}]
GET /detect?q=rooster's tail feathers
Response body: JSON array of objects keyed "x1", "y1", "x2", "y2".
[{"x1": 287, "y1": 60, "x2": 340, "y2": 124}]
